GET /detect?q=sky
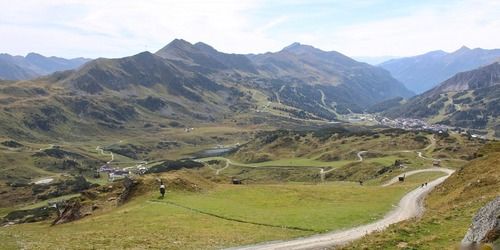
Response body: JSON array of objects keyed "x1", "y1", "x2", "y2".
[{"x1": 1, "y1": 0, "x2": 499, "y2": 59}]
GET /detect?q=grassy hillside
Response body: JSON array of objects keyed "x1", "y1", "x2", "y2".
[
  {"x1": 382, "y1": 63, "x2": 500, "y2": 137},
  {"x1": 341, "y1": 141, "x2": 500, "y2": 249},
  {"x1": 222, "y1": 127, "x2": 482, "y2": 183},
  {"x1": 0, "y1": 170, "x2": 444, "y2": 249}
]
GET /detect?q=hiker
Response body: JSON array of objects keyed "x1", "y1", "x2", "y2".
[
  {"x1": 359, "y1": 180, "x2": 363, "y2": 186},
  {"x1": 425, "y1": 182, "x2": 428, "y2": 186},
  {"x1": 159, "y1": 181, "x2": 166, "y2": 198},
  {"x1": 421, "y1": 183, "x2": 425, "y2": 188}
]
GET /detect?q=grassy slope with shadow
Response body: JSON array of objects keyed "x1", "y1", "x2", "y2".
[
  {"x1": 341, "y1": 141, "x2": 500, "y2": 250},
  {"x1": 0, "y1": 171, "x2": 444, "y2": 249}
]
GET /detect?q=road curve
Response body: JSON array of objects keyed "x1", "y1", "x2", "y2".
[
  {"x1": 230, "y1": 168, "x2": 454, "y2": 250},
  {"x1": 381, "y1": 167, "x2": 453, "y2": 187},
  {"x1": 357, "y1": 151, "x2": 367, "y2": 162},
  {"x1": 96, "y1": 146, "x2": 114, "y2": 164}
]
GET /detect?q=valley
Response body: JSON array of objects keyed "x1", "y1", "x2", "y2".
[
  {"x1": 1, "y1": 5, "x2": 499, "y2": 248},
  {"x1": 0, "y1": 120, "x2": 492, "y2": 249}
]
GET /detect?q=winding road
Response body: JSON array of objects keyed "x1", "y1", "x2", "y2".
[
  {"x1": 199, "y1": 135, "x2": 452, "y2": 249},
  {"x1": 96, "y1": 146, "x2": 114, "y2": 164},
  {"x1": 357, "y1": 151, "x2": 367, "y2": 162},
  {"x1": 231, "y1": 167, "x2": 455, "y2": 250}
]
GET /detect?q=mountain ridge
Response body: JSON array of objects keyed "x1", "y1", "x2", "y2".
[
  {"x1": 382, "y1": 62, "x2": 500, "y2": 135},
  {"x1": 0, "y1": 39, "x2": 415, "y2": 140},
  {"x1": 380, "y1": 46, "x2": 500, "y2": 93},
  {"x1": 0, "y1": 53, "x2": 91, "y2": 80}
]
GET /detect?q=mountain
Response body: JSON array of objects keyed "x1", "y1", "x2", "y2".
[
  {"x1": 0, "y1": 53, "x2": 90, "y2": 80},
  {"x1": 383, "y1": 62, "x2": 500, "y2": 135},
  {"x1": 155, "y1": 39, "x2": 258, "y2": 74},
  {"x1": 246, "y1": 42, "x2": 413, "y2": 116},
  {"x1": 380, "y1": 46, "x2": 500, "y2": 93},
  {"x1": 155, "y1": 40, "x2": 413, "y2": 118},
  {"x1": 0, "y1": 39, "x2": 414, "y2": 140},
  {"x1": 353, "y1": 56, "x2": 399, "y2": 65}
]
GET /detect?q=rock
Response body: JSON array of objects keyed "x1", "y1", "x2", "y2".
[
  {"x1": 81, "y1": 190, "x2": 98, "y2": 199},
  {"x1": 1, "y1": 140, "x2": 23, "y2": 148},
  {"x1": 52, "y1": 200, "x2": 83, "y2": 225},
  {"x1": 462, "y1": 196, "x2": 500, "y2": 244},
  {"x1": 2, "y1": 206, "x2": 58, "y2": 225},
  {"x1": 117, "y1": 177, "x2": 139, "y2": 205},
  {"x1": 397, "y1": 242, "x2": 408, "y2": 248}
]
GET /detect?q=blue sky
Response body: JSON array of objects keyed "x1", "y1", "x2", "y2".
[{"x1": 0, "y1": 0, "x2": 499, "y2": 59}]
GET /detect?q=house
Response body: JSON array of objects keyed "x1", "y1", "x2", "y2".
[
  {"x1": 109, "y1": 170, "x2": 129, "y2": 181},
  {"x1": 99, "y1": 164, "x2": 114, "y2": 173}
]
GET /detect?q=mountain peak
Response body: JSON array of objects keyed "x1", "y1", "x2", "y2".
[
  {"x1": 283, "y1": 42, "x2": 302, "y2": 50},
  {"x1": 26, "y1": 52, "x2": 44, "y2": 59},
  {"x1": 281, "y1": 42, "x2": 320, "y2": 54},
  {"x1": 166, "y1": 38, "x2": 193, "y2": 48},
  {"x1": 455, "y1": 45, "x2": 471, "y2": 53},
  {"x1": 155, "y1": 39, "x2": 197, "y2": 59},
  {"x1": 194, "y1": 42, "x2": 217, "y2": 52}
]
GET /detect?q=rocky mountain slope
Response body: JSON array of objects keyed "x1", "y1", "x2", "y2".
[
  {"x1": 0, "y1": 39, "x2": 413, "y2": 140},
  {"x1": 382, "y1": 62, "x2": 500, "y2": 135},
  {"x1": 0, "y1": 53, "x2": 90, "y2": 80},
  {"x1": 380, "y1": 46, "x2": 500, "y2": 93},
  {"x1": 157, "y1": 40, "x2": 413, "y2": 119},
  {"x1": 246, "y1": 42, "x2": 413, "y2": 115}
]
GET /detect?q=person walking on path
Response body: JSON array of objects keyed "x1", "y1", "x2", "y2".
[{"x1": 160, "y1": 180, "x2": 166, "y2": 198}]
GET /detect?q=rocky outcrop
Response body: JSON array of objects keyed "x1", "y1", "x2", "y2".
[
  {"x1": 462, "y1": 196, "x2": 500, "y2": 244},
  {"x1": 1, "y1": 140, "x2": 23, "y2": 148},
  {"x1": 52, "y1": 200, "x2": 84, "y2": 225},
  {"x1": 2, "y1": 206, "x2": 58, "y2": 225},
  {"x1": 117, "y1": 177, "x2": 139, "y2": 205}
]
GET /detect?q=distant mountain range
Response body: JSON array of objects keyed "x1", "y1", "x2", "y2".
[
  {"x1": 380, "y1": 46, "x2": 500, "y2": 93},
  {"x1": 382, "y1": 62, "x2": 500, "y2": 135},
  {"x1": 353, "y1": 56, "x2": 400, "y2": 65},
  {"x1": 0, "y1": 53, "x2": 90, "y2": 80},
  {"x1": 62, "y1": 39, "x2": 413, "y2": 118},
  {"x1": 0, "y1": 39, "x2": 413, "y2": 140}
]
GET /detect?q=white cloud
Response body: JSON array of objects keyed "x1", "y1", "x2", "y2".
[
  {"x1": 0, "y1": 0, "x2": 281, "y2": 57},
  {"x1": 320, "y1": 0, "x2": 500, "y2": 56},
  {"x1": 0, "y1": 0, "x2": 499, "y2": 58}
]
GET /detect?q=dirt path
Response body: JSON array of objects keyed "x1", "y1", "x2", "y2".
[
  {"x1": 318, "y1": 89, "x2": 327, "y2": 107},
  {"x1": 96, "y1": 146, "x2": 114, "y2": 164},
  {"x1": 417, "y1": 151, "x2": 438, "y2": 161},
  {"x1": 231, "y1": 167, "x2": 455, "y2": 250},
  {"x1": 423, "y1": 135, "x2": 436, "y2": 151},
  {"x1": 215, "y1": 160, "x2": 230, "y2": 175},
  {"x1": 381, "y1": 167, "x2": 453, "y2": 187},
  {"x1": 357, "y1": 151, "x2": 367, "y2": 162}
]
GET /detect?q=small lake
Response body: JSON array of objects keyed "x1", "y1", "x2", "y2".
[{"x1": 193, "y1": 147, "x2": 238, "y2": 158}]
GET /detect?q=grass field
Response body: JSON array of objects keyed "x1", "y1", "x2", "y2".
[
  {"x1": 342, "y1": 143, "x2": 500, "y2": 250},
  {"x1": 0, "y1": 172, "x2": 445, "y2": 249}
]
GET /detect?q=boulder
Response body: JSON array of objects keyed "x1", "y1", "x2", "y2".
[
  {"x1": 52, "y1": 200, "x2": 83, "y2": 225},
  {"x1": 117, "y1": 177, "x2": 139, "y2": 205},
  {"x1": 462, "y1": 196, "x2": 500, "y2": 244}
]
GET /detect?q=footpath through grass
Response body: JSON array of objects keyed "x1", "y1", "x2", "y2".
[
  {"x1": 342, "y1": 144, "x2": 500, "y2": 250},
  {"x1": 166, "y1": 174, "x2": 439, "y2": 233},
  {"x1": 0, "y1": 172, "x2": 445, "y2": 249}
]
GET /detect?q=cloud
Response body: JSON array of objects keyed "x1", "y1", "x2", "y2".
[
  {"x1": 0, "y1": 0, "x2": 281, "y2": 57},
  {"x1": 320, "y1": 0, "x2": 500, "y2": 56},
  {"x1": 0, "y1": 0, "x2": 499, "y2": 58}
]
